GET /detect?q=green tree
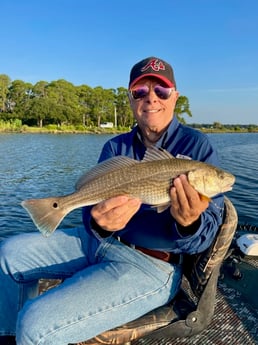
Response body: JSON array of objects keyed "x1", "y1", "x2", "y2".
[
  {"x1": 25, "y1": 97, "x2": 58, "y2": 127},
  {"x1": 174, "y1": 95, "x2": 192, "y2": 123},
  {"x1": 0, "y1": 74, "x2": 11, "y2": 113},
  {"x1": 213, "y1": 121, "x2": 223, "y2": 130},
  {"x1": 23, "y1": 81, "x2": 50, "y2": 127},
  {"x1": 45, "y1": 79, "x2": 80, "y2": 125},
  {"x1": 33, "y1": 80, "x2": 49, "y2": 98},
  {"x1": 115, "y1": 87, "x2": 133, "y2": 127},
  {"x1": 76, "y1": 84, "x2": 94, "y2": 126},
  {"x1": 8, "y1": 80, "x2": 33, "y2": 119},
  {"x1": 90, "y1": 87, "x2": 116, "y2": 127}
]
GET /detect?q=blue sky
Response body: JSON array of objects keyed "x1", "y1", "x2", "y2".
[{"x1": 1, "y1": 0, "x2": 257, "y2": 124}]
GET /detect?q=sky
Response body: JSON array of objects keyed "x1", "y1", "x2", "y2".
[{"x1": 0, "y1": 0, "x2": 258, "y2": 125}]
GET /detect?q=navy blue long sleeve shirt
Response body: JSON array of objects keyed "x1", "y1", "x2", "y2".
[{"x1": 82, "y1": 117, "x2": 224, "y2": 254}]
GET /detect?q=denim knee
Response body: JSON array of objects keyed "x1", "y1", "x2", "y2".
[
  {"x1": 16, "y1": 299, "x2": 43, "y2": 345},
  {"x1": 0, "y1": 237, "x2": 18, "y2": 275}
]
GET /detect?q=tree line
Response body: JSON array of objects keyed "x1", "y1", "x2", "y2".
[
  {"x1": 190, "y1": 122, "x2": 258, "y2": 132},
  {"x1": 0, "y1": 74, "x2": 192, "y2": 129}
]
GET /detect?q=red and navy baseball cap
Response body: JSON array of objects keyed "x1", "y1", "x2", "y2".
[{"x1": 129, "y1": 57, "x2": 176, "y2": 89}]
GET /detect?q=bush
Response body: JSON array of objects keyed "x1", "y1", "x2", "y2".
[{"x1": 0, "y1": 119, "x2": 22, "y2": 131}]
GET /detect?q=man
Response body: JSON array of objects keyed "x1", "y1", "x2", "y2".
[{"x1": 0, "y1": 57, "x2": 223, "y2": 345}]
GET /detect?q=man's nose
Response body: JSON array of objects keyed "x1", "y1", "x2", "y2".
[{"x1": 145, "y1": 88, "x2": 158, "y2": 102}]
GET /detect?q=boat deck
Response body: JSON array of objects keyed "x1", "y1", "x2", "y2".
[
  {"x1": 39, "y1": 257, "x2": 258, "y2": 345},
  {"x1": 130, "y1": 257, "x2": 258, "y2": 345},
  {"x1": 130, "y1": 281, "x2": 258, "y2": 345}
]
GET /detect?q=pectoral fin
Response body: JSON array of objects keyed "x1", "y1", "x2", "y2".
[
  {"x1": 199, "y1": 194, "x2": 212, "y2": 202},
  {"x1": 151, "y1": 202, "x2": 171, "y2": 213}
]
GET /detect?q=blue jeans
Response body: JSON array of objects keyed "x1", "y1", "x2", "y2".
[{"x1": 0, "y1": 227, "x2": 182, "y2": 345}]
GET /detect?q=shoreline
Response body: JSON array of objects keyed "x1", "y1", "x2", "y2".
[{"x1": 0, "y1": 127, "x2": 258, "y2": 135}]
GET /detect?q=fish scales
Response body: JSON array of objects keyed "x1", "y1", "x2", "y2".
[
  {"x1": 21, "y1": 147, "x2": 235, "y2": 236},
  {"x1": 73, "y1": 159, "x2": 188, "y2": 205}
]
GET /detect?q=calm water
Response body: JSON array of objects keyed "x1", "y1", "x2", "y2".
[{"x1": 0, "y1": 132, "x2": 257, "y2": 240}]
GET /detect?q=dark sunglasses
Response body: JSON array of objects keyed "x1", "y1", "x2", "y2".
[{"x1": 129, "y1": 84, "x2": 173, "y2": 100}]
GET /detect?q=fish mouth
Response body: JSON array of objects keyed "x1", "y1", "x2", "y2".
[
  {"x1": 222, "y1": 175, "x2": 235, "y2": 193},
  {"x1": 223, "y1": 185, "x2": 233, "y2": 192}
]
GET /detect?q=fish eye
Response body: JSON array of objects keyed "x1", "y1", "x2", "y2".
[
  {"x1": 217, "y1": 171, "x2": 224, "y2": 179},
  {"x1": 52, "y1": 202, "x2": 58, "y2": 208}
]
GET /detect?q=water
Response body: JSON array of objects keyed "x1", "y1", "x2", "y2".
[
  {"x1": 208, "y1": 133, "x2": 258, "y2": 227},
  {"x1": 0, "y1": 132, "x2": 257, "y2": 240},
  {"x1": 0, "y1": 133, "x2": 112, "y2": 240}
]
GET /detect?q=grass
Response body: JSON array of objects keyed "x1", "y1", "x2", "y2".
[{"x1": 0, "y1": 120, "x2": 128, "y2": 134}]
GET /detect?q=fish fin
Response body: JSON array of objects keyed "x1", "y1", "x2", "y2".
[
  {"x1": 21, "y1": 197, "x2": 68, "y2": 237},
  {"x1": 199, "y1": 194, "x2": 212, "y2": 202},
  {"x1": 75, "y1": 156, "x2": 137, "y2": 190},
  {"x1": 142, "y1": 147, "x2": 175, "y2": 162},
  {"x1": 151, "y1": 202, "x2": 171, "y2": 213},
  {"x1": 157, "y1": 204, "x2": 170, "y2": 213}
]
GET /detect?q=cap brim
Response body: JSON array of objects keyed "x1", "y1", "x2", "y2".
[{"x1": 129, "y1": 73, "x2": 174, "y2": 88}]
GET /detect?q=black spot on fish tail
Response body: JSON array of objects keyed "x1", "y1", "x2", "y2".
[{"x1": 21, "y1": 197, "x2": 68, "y2": 236}]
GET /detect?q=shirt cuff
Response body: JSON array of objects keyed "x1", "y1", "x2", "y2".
[
  {"x1": 176, "y1": 216, "x2": 201, "y2": 237},
  {"x1": 90, "y1": 218, "x2": 112, "y2": 238}
]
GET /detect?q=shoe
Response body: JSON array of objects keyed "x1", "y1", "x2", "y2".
[{"x1": 0, "y1": 336, "x2": 16, "y2": 344}]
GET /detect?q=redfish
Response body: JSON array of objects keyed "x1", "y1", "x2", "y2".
[{"x1": 22, "y1": 147, "x2": 235, "y2": 237}]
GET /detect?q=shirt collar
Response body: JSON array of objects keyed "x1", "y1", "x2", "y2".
[{"x1": 135, "y1": 116, "x2": 180, "y2": 148}]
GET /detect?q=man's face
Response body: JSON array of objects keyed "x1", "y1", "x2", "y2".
[{"x1": 129, "y1": 77, "x2": 179, "y2": 137}]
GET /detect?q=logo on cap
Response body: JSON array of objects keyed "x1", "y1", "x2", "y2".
[{"x1": 141, "y1": 59, "x2": 166, "y2": 72}]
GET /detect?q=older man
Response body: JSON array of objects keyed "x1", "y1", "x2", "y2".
[{"x1": 0, "y1": 57, "x2": 223, "y2": 345}]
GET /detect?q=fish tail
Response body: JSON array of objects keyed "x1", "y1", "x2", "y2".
[{"x1": 21, "y1": 197, "x2": 68, "y2": 237}]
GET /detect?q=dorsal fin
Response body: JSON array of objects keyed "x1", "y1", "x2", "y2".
[
  {"x1": 75, "y1": 156, "x2": 137, "y2": 190},
  {"x1": 142, "y1": 147, "x2": 175, "y2": 162}
]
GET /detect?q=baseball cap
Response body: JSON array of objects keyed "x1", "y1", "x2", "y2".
[{"x1": 129, "y1": 57, "x2": 176, "y2": 89}]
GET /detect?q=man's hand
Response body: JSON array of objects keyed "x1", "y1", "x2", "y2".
[
  {"x1": 91, "y1": 196, "x2": 141, "y2": 232},
  {"x1": 170, "y1": 174, "x2": 209, "y2": 227}
]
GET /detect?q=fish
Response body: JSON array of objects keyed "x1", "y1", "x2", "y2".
[{"x1": 21, "y1": 147, "x2": 235, "y2": 237}]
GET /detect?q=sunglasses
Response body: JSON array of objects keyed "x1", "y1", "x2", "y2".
[{"x1": 129, "y1": 84, "x2": 173, "y2": 101}]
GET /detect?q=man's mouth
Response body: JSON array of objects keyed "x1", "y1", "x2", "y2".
[{"x1": 144, "y1": 109, "x2": 160, "y2": 113}]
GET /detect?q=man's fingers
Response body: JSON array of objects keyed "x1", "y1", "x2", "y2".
[
  {"x1": 170, "y1": 175, "x2": 209, "y2": 227},
  {"x1": 91, "y1": 196, "x2": 141, "y2": 231},
  {"x1": 92, "y1": 196, "x2": 130, "y2": 215},
  {"x1": 172, "y1": 175, "x2": 189, "y2": 207}
]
